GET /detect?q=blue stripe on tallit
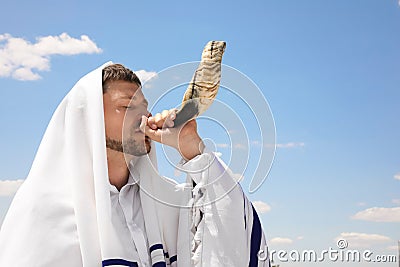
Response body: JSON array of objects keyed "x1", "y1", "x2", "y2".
[
  {"x1": 170, "y1": 255, "x2": 177, "y2": 263},
  {"x1": 164, "y1": 251, "x2": 169, "y2": 258},
  {"x1": 249, "y1": 205, "x2": 262, "y2": 267},
  {"x1": 102, "y1": 258, "x2": 138, "y2": 267},
  {"x1": 149, "y1": 243, "x2": 163, "y2": 253},
  {"x1": 243, "y1": 191, "x2": 247, "y2": 230},
  {"x1": 152, "y1": 262, "x2": 166, "y2": 267},
  {"x1": 149, "y1": 243, "x2": 166, "y2": 266}
]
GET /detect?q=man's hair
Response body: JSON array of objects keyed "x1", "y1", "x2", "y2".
[{"x1": 102, "y1": 63, "x2": 141, "y2": 93}]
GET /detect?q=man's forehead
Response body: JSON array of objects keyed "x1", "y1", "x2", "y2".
[{"x1": 106, "y1": 80, "x2": 143, "y2": 99}]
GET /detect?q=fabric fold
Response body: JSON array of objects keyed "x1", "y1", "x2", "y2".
[{"x1": 179, "y1": 151, "x2": 271, "y2": 266}]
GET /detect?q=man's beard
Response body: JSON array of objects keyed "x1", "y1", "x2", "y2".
[{"x1": 106, "y1": 136, "x2": 151, "y2": 156}]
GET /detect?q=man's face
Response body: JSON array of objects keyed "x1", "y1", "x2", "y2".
[{"x1": 103, "y1": 80, "x2": 151, "y2": 156}]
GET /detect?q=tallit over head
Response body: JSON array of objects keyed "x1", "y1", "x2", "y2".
[{"x1": 0, "y1": 62, "x2": 180, "y2": 266}]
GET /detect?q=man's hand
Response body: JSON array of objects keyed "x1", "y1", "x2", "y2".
[{"x1": 140, "y1": 109, "x2": 204, "y2": 161}]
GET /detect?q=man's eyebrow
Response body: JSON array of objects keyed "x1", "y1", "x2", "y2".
[
  {"x1": 120, "y1": 95, "x2": 134, "y2": 100},
  {"x1": 120, "y1": 95, "x2": 149, "y2": 106}
]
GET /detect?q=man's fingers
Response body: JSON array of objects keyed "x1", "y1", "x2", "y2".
[
  {"x1": 140, "y1": 116, "x2": 161, "y2": 142},
  {"x1": 148, "y1": 109, "x2": 176, "y2": 129},
  {"x1": 153, "y1": 113, "x2": 163, "y2": 128},
  {"x1": 139, "y1": 116, "x2": 148, "y2": 133},
  {"x1": 161, "y1": 110, "x2": 169, "y2": 119},
  {"x1": 147, "y1": 116, "x2": 157, "y2": 129},
  {"x1": 165, "y1": 109, "x2": 176, "y2": 128},
  {"x1": 169, "y1": 108, "x2": 176, "y2": 120}
]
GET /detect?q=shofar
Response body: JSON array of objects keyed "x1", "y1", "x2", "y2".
[{"x1": 173, "y1": 41, "x2": 226, "y2": 127}]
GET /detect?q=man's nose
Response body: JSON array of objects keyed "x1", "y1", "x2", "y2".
[{"x1": 137, "y1": 109, "x2": 150, "y2": 118}]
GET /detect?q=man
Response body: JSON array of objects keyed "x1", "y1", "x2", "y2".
[{"x1": 0, "y1": 63, "x2": 270, "y2": 266}]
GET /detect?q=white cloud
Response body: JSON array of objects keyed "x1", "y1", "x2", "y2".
[
  {"x1": 392, "y1": 199, "x2": 400, "y2": 205},
  {"x1": 234, "y1": 143, "x2": 247, "y2": 150},
  {"x1": 394, "y1": 173, "x2": 400, "y2": 181},
  {"x1": 297, "y1": 236, "x2": 304, "y2": 240},
  {"x1": 0, "y1": 33, "x2": 102, "y2": 81},
  {"x1": 134, "y1": 69, "x2": 157, "y2": 88},
  {"x1": 215, "y1": 143, "x2": 247, "y2": 150},
  {"x1": 275, "y1": 142, "x2": 305, "y2": 148},
  {"x1": 216, "y1": 143, "x2": 229, "y2": 148},
  {"x1": 335, "y1": 232, "x2": 391, "y2": 248},
  {"x1": 252, "y1": 200, "x2": 271, "y2": 214},
  {"x1": 214, "y1": 151, "x2": 223, "y2": 157},
  {"x1": 356, "y1": 202, "x2": 367, "y2": 207},
  {"x1": 387, "y1": 245, "x2": 398, "y2": 251},
  {"x1": 33, "y1": 33, "x2": 101, "y2": 55},
  {"x1": 217, "y1": 141, "x2": 305, "y2": 150},
  {"x1": 351, "y1": 207, "x2": 400, "y2": 222},
  {"x1": 251, "y1": 140, "x2": 261, "y2": 146},
  {"x1": 173, "y1": 168, "x2": 182, "y2": 177},
  {"x1": 12, "y1": 67, "x2": 41, "y2": 80},
  {"x1": 254, "y1": 141, "x2": 305, "y2": 149},
  {"x1": 0, "y1": 179, "x2": 24, "y2": 196},
  {"x1": 269, "y1": 237, "x2": 293, "y2": 246},
  {"x1": 0, "y1": 34, "x2": 10, "y2": 41}
]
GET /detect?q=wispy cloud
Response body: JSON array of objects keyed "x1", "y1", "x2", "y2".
[
  {"x1": 252, "y1": 200, "x2": 271, "y2": 214},
  {"x1": 214, "y1": 151, "x2": 223, "y2": 157},
  {"x1": 394, "y1": 173, "x2": 400, "y2": 181},
  {"x1": 275, "y1": 142, "x2": 305, "y2": 148},
  {"x1": 351, "y1": 207, "x2": 400, "y2": 222},
  {"x1": 335, "y1": 232, "x2": 391, "y2": 248},
  {"x1": 392, "y1": 199, "x2": 400, "y2": 205},
  {"x1": 216, "y1": 143, "x2": 229, "y2": 148},
  {"x1": 0, "y1": 33, "x2": 102, "y2": 81},
  {"x1": 269, "y1": 237, "x2": 293, "y2": 246},
  {"x1": 173, "y1": 168, "x2": 182, "y2": 177},
  {"x1": 217, "y1": 141, "x2": 305, "y2": 149},
  {"x1": 0, "y1": 179, "x2": 24, "y2": 196},
  {"x1": 234, "y1": 143, "x2": 247, "y2": 150},
  {"x1": 254, "y1": 140, "x2": 305, "y2": 149},
  {"x1": 216, "y1": 143, "x2": 247, "y2": 150},
  {"x1": 134, "y1": 69, "x2": 157, "y2": 88}
]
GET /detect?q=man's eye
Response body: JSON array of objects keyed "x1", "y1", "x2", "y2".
[{"x1": 123, "y1": 106, "x2": 133, "y2": 109}]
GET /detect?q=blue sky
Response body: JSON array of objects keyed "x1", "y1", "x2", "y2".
[{"x1": 1, "y1": 0, "x2": 400, "y2": 266}]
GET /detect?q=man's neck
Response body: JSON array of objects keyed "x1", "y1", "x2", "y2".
[{"x1": 106, "y1": 148, "x2": 134, "y2": 191}]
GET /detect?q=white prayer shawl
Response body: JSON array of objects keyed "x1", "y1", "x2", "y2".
[{"x1": 0, "y1": 62, "x2": 270, "y2": 267}]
